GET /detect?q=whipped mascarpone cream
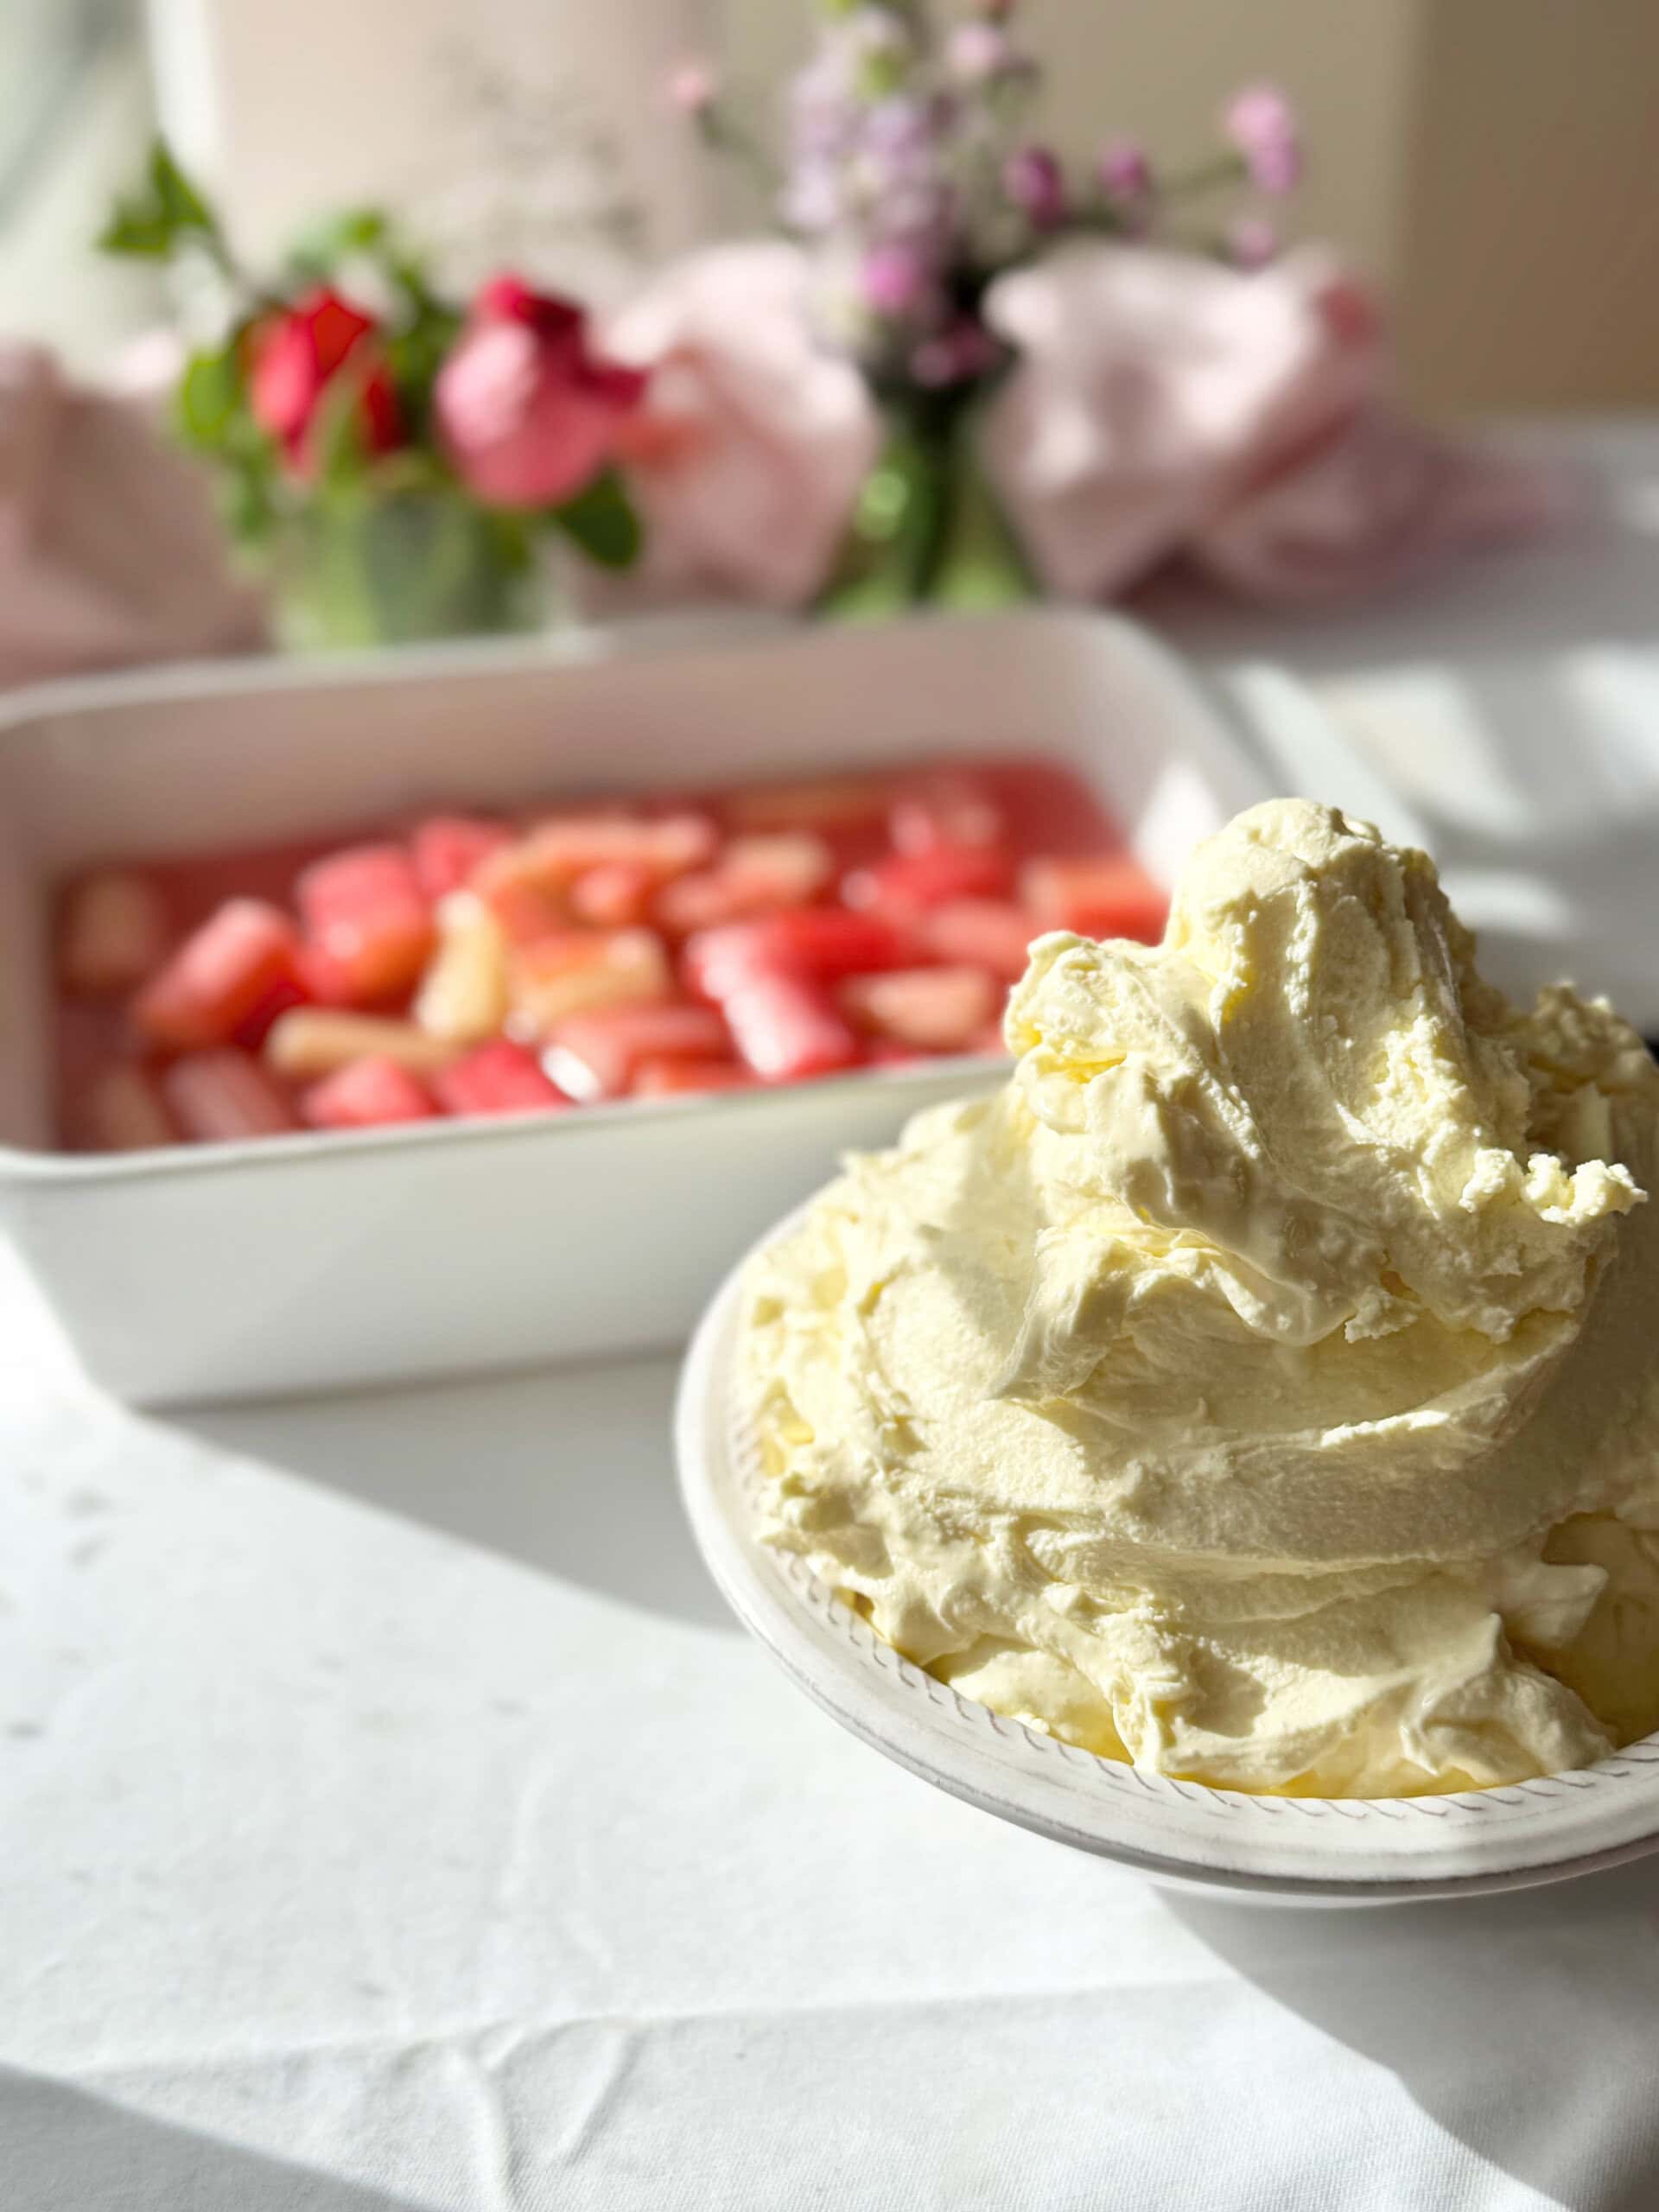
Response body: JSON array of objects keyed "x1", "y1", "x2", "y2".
[{"x1": 740, "y1": 801, "x2": 1659, "y2": 1796}]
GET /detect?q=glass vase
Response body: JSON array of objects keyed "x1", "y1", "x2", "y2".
[
  {"x1": 275, "y1": 486, "x2": 546, "y2": 651},
  {"x1": 818, "y1": 389, "x2": 1034, "y2": 621}
]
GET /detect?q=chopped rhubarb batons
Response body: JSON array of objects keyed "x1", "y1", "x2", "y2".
[
  {"x1": 544, "y1": 1002, "x2": 730, "y2": 1102},
  {"x1": 654, "y1": 835, "x2": 834, "y2": 935},
  {"x1": 506, "y1": 928, "x2": 671, "y2": 1036},
  {"x1": 887, "y1": 771, "x2": 1004, "y2": 855},
  {"x1": 683, "y1": 909, "x2": 913, "y2": 1001},
  {"x1": 720, "y1": 971, "x2": 861, "y2": 1083},
  {"x1": 919, "y1": 899, "x2": 1039, "y2": 982},
  {"x1": 1021, "y1": 856, "x2": 1168, "y2": 944},
  {"x1": 414, "y1": 892, "x2": 508, "y2": 1043},
  {"x1": 301, "y1": 1055, "x2": 439, "y2": 1130},
  {"x1": 432, "y1": 1039, "x2": 569, "y2": 1117},
  {"x1": 632, "y1": 1057, "x2": 753, "y2": 1097},
  {"x1": 296, "y1": 844, "x2": 435, "y2": 1004},
  {"x1": 842, "y1": 965, "x2": 997, "y2": 1051},
  {"x1": 162, "y1": 1049, "x2": 299, "y2": 1142},
  {"x1": 133, "y1": 899, "x2": 303, "y2": 1052},
  {"x1": 73, "y1": 1063, "x2": 176, "y2": 1151},
  {"x1": 58, "y1": 870, "x2": 172, "y2": 997},
  {"x1": 844, "y1": 843, "x2": 1014, "y2": 913},
  {"x1": 410, "y1": 816, "x2": 514, "y2": 902},
  {"x1": 264, "y1": 1008, "x2": 459, "y2": 1079}
]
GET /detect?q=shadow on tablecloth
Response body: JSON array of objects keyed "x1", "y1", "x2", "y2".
[
  {"x1": 162, "y1": 1350, "x2": 735, "y2": 1635},
  {"x1": 0, "y1": 2065, "x2": 424, "y2": 2212},
  {"x1": 1165, "y1": 1856, "x2": 1659, "y2": 2212}
]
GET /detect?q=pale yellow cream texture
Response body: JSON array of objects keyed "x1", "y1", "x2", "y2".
[{"x1": 741, "y1": 801, "x2": 1659, "y2": 1796}]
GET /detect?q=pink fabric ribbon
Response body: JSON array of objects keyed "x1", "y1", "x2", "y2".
[
  {"x1": 0, "y1": 344, "x2": 266, "y2": 688},
  {"x1": 605, "y1": 241, "x2": 1565, "y2": 612}
]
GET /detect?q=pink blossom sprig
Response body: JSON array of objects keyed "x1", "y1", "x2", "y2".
[{"x1": 670, "y1": 8, "x2": 1306, "y2": 385}]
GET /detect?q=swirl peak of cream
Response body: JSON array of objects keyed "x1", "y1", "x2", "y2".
[{"x1": 741, "y1": 801, "x2": 1659, "y2": 1796}]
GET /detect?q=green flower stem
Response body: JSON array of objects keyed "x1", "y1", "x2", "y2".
[{"x1": 817, "y1": 391, "x2": 1034, "y2": 620}]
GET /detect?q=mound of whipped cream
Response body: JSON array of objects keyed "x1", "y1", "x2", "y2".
[{"x1": 741, "y1": 800, "x2": 1659, "y2": 1796}]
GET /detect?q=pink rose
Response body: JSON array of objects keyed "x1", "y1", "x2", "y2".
[
  {"x1": 436, "y1": 277, "x2": 645, "y2": 511},
  {"x1": 601, "y1": 244, "x2": 880, "y2": 608}
]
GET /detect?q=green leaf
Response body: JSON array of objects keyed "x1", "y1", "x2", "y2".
[
  {"x1": 175, "y1": 346, "x2": 245, "y2": 450},
  {"x1": 99, "y1": 137, "x2": 225, "y2": 266},
  {"x1": 549, "y1": 467, "x2": 642, "y2": 570},
  {"x1": 97, "y1": 204, "x2": 175, "y2": 257},
  {"x1": 285, "y1": 206, "x2": 390, "y2": 283},
  {"x1": 149, "y1": 140, "x2": 214, "y2": 231}
]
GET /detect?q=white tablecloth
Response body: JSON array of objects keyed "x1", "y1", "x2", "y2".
[{"x1": 6, "y1": 422, "x2": 1659, "y2": 2212}]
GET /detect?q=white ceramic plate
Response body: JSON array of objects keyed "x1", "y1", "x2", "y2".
[{"x1": 677, "y1": 1217, "x2": 1659, "y2": 1905}]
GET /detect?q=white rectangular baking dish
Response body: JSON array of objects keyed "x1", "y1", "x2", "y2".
[{"x1": 0, "y1": 609, "x2": 1273, "y2": 1405}]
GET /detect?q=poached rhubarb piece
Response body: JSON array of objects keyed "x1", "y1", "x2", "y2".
[
  {"x1": 57, "y1": 751, "x2": 1147, "y2": 1150},
  {"x1": 162, "y1": 1050, "x2": 298, "y2": 1141},
  {"x1": 486, "y1": 813, "x2": 715, "y2": 897},
  {"x1": 58, "y1": 870, "x2": 173, "y2": 997},
  {"x1": 919, "y1": 899, "x2": 1039, "y2": 982},
  {"x1": 410, "y1": 815, "x2": 514, "y2": 901},
  {"x1": 507, "y1": 928, "x2": 671, "y2": 1035},
  {"x1": 844, "y1": 844, "x2": 1015, "y2": 913},
  {"x1": 654, "y1": 834, "x2": 834, "y2": 935},
  {"x1": 415, "y1": 893, "x2": 509, "y2": 1043},
  {"x1": 432, "y1": 1039, "x2": 569, "y2": 1117},
  {"x1": 720, "y1": 971, "x2": 861, "y2": 1084},
  {"x1": 1022, "y1": 855, "x2": 1167, "y2": 944},
  {"x1": 569, "y1": 863, "x2": 658, "y2": 929},
  {"x1": 632, "y1": 1057, "x2": 753, "y2": 1097},
  {"x1": 264, "y1": 1008, "x2": 459, "y2": 1079},
  {"x1": 133, "y1": 900, "x2": 303, "y2": 1052},
  {"x1": 302, "y1": 1056, "x2": 439, "y2": 1130},
  {"x1": 545, "y1": 1002, "x2": 730, "y2": 1102},
  {"x1": 73, "y1": 1064, "x2": 176, "y2": 1151},
  {"x1": 842, "y1": 966, "x2": 998, "y2": 1051},
  {"x1": 721, "y1": 774, "x2": 892, "y2": 834},
  {"x1": 683, "y1": 909, "x2": 913, "y2": 1001},
  {"x1": 887, "y1": 771, "x2": 1004, "y2": 855},
  {"x1": 297, "y1": 845, "x2": 435, "y2": 1003}
]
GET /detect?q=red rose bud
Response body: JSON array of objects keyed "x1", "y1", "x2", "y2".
[
  {"x1": 249, "y1": 287, "x2": 401, "y2": 473},
  {"x1": 435, "y1": 276, "x2": 647, "y2": 511}
]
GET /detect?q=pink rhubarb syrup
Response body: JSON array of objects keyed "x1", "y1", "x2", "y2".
[{"x1": 52, "y1": 756, "x2": 1167, "y2": 1151}]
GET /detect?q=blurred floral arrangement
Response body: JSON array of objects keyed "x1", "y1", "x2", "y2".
[
  {"x1": 665, "y1": 0, "x2": 1300, "y2": 611},
  {"x1": 86, "y1": 21, "x2": 1559, "y2": 658},
  {"x1": 99, "y1": 145, "x2": 646, "y2": 645},
  {"x1": 618, "y1": 0, "x2": 1553, "y2": 617}
]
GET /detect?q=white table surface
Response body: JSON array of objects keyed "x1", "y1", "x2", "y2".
[{"x1": 7, "y1": 421, "x2": 1659, "y2": 2212}]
